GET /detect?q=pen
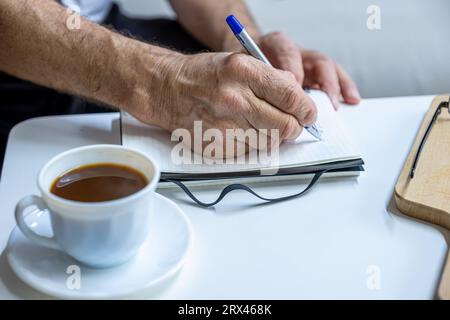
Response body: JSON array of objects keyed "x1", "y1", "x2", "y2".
[{"x1": 226, "y1": 14, "x2": 323, "y2": 140}]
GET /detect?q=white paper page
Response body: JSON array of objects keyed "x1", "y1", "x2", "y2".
[{"x1": 121, "y1": 90, "x2": 360, "y2": 174}]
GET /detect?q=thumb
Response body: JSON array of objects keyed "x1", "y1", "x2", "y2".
[{"x1": 260, "y1": 32, "x2": 305, "y2": 84}]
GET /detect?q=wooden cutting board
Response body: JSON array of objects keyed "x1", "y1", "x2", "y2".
[{"x1": 395, "y1": 95, "x2": 450, "y2": 300}]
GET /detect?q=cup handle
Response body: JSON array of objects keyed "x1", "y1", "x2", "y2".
[{"x1": 15, "y1": 195, "x2": 60, "y2": 250}]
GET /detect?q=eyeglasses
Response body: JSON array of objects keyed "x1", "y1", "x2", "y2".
[{"x1": 409, "y1": 99, "x2": 450, "y2": 179}]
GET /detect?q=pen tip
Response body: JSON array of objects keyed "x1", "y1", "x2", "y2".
[{"x1": 306, "y1": 126, "x2": 323, "y2": 141}]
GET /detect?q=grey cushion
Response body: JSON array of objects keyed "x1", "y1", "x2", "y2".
[{"x1": 116, "y1": 0, "x2": 450, "y2": 98}]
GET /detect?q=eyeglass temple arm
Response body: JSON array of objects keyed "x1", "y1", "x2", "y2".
[{"x1": 409, "y1": 100, "x2": 450, "y2": 179}]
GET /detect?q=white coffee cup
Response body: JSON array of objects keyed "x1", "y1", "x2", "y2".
[{"x1": 14, "y1": 144, "x2": 160, "y2": 268}]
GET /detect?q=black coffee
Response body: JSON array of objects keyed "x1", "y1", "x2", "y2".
[{"x1": 51, "y1": 163, "x2": 148, "y2": 202}]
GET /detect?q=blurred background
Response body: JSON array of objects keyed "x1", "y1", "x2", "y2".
[{"x1": 114, "y1": 0, "x2": 450, "y2": 99}]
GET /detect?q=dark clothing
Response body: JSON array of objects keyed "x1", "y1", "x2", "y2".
[{"x1": 0, "y1": 3, "x2": 206, "y2": 171}]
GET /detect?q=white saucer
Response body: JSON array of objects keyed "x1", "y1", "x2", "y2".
[{"x1": 6, "y1": 193, "x2": 192, "y2": 299}]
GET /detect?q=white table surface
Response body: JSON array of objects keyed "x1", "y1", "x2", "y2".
[{"x1": 0, "y1": 95, "x2": 448, "y2": 299}]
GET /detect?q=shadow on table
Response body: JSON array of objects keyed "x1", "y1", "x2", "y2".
[
  {"x1": 71, "y1": 115, "x2": 122, "y2": 145},
  {"x1": 75, "y1": 116, "x2": 122, "y2": 145},
  {"x1": 386, "y1": 192, "x2": 449, "y2": 300}
]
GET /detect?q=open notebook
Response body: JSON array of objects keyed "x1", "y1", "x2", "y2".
[{"x1": 121, "y1": 90, "x2": 364, "y2": 189}]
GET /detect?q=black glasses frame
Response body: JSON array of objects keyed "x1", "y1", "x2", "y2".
[{"x1": 409, "y1": 99, "x2": 450, "y2": 179}]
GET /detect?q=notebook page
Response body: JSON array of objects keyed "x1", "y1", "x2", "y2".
[{"x1": 121, "y1": 90, "x2": 360, "y2": 174}]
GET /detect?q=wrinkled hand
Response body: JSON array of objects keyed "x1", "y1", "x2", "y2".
[
  {"x1": 258, "y1": 32, "x2": 361, "y2": 109},
  {"x1": 137, "y1": 52, "x2": 317, "y2": 155}
]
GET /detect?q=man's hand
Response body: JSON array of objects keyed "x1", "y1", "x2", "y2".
[
  {"x1": 131, "y1": 52, "x2": 317, "y2": 154},
  {"x1": 170, "y1": 0, "x2": 360, "y2": 109},
  {"x1": 258, "y1": 32, "x2": 361, "y2": 110},
  {"x1": 0, "y1": 0, "x2": 316, "y2": 157}
]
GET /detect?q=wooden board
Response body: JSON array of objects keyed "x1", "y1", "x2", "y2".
[{"x1": 395, "y1": 95, "x2": 450, "y2": 300}]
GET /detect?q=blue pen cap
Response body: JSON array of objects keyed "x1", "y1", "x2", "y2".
[{"x1": 226, "y1": 15, "x2": 244, "y2": 35}]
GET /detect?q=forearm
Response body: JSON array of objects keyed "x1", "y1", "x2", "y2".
[
  {"x1": 169, "y1": 0, "x2": 261, "y2": 51},
  {"x1": 0, "y1": 0, "x2": 178, "y2": 121}
]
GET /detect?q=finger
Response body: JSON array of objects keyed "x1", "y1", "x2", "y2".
[
  {"x1": 336, "y1": 63, "x2": 360, "y2": 105},
  {"x1": 313, "y1": 59, "x2": 342, "y2": 110},
  {"x1": 241, "y1": 58, "x2": 317, "y2": 126},
  {"x1": 273, "y1": 52, "x2": 304, "y2": 85},
  {"x1": 303, "y1": 79, "x2": 320, "y2": 90},
  {"x1": 260, "y1": 32, "x2": 305, "y2": 83},
  {"x1": 202, "y1": 119, "x2": 256, "y2": 159},
  {"x1": 277, "y1": 53, "x2": 304, "y2": 85},
  {"x1": 218, "y1": 116, "x2": 279, "y2": 156},
  {"x1": 245, "y1": 93, "x2": 303, "y2": 142}
]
